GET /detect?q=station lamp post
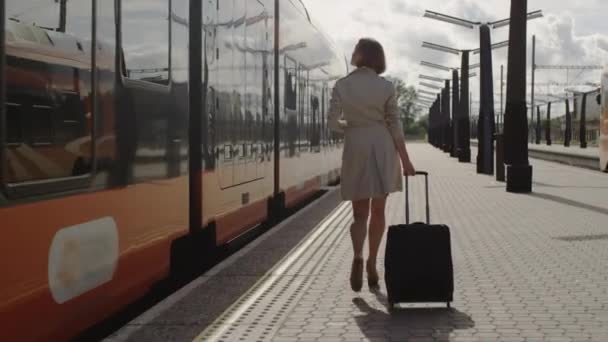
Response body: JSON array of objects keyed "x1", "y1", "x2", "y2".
[
  {"x1": 428, "y1": 96, "x2": 441, "y2": 148},
  {"x1": 533, "y1": 99, "x2": 547, "y2": 145},
  {"x1": 433, "y1": 95, "x2": 442, "y2": 148},
  {"x1": 421, "y1": 41, "x2": 485, "y2": 164},
  {"x1": 565, "y1": 88, "x2": 599, "y2": 148},
  {"x1": 423, "y1": 39, "x2": 508, "y2": 173},
  {"x1": 420, "y1": 66, "x2": 453, "y2": 154},
  {"x1": 420, "y1": 62, "x2": 478, "y2": 158},
  {"x1": 545, "y1": 93, "x2": 573, "y2": 147},
  {"x1": 451, "y1": 70, "x2": 460, "y2": 157},
  {"x1": 546, "y1": 101, "x2": 552, "y2": 145},
  {"x1": 504, "y1": 0, "x2": 535, "y2": 193},
  {"x1": 564, "y1": 97, "x2": 573, "y2": 147},
  {"x1": 423, "y1": 9, "x2": 542, "y2": 173},
  {"x1": 442, "y1": 80, "x2": 451, "y2": 153},
  {"x1": 534, "y1": 96, "x2": 566, "y2": 146},
  {"x1": 419, "y1": 73, "x2": 449, "y2": 152},
  {"x1": 418, "y1": 74, "x2": 455, "y2": 150},
  {"x1": 418, "y1": 72, "x2": 454, "y2": 153}
]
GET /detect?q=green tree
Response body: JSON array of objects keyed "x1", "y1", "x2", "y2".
[
  {"x1": 417, "y1": 113, "x2": 429, "y2": 133},
  {"x1": 385, "y1": 76, "x2": 424, "y2": 136}
]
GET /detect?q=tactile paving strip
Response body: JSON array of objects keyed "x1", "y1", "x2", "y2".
[{"x1": 194, "y1": 202, "x2": 351, "y2": 342}]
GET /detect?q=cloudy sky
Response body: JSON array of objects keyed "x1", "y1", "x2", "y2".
[{"x1": 303, "y1": 0, "x2": 608, "y2": 115}]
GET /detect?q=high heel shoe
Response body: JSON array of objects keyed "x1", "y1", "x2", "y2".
[
  {"x1": 366, "y1": 260, "x2": 380, "y2": 291},
  {"x1": 350, "y1": 258, "x2": 364, "y2": 292}
]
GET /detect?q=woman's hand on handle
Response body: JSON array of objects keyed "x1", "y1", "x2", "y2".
[
  {"x1": 402, "y1": 158, "x2": 416, "y2": 177},
  {"x1": 393, "y1": 137, "x2": 415, "y2": 177}
]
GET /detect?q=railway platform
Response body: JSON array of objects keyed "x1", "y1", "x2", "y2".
[
  {"x1": 527, "y1": 144, "x2": 601, "y2": 171},
  {"x1": 470, "y1": 140, "x2": 602, "y2": 170},
  {"x1": 105, "y1": 143, "x2": 608, "y2": 342}
]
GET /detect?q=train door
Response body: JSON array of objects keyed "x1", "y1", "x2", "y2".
[
  {"x1": 169, "y1": 0, "x2": 190, "y2": 178},
  {"x1": 248, "y1": 0, "x2": 267, "y2": 181},
  {"x1": 258, "y1": 9, "x2": 272, "y2": 179},
  {"x1": 255, "y1": 19, "x2": 264, "y2": 179},
  {"x1": 297, "y1": 66, "x2": 306, "y2": 151},
  {"x1": 258, "y1": 59, "x2": 269, "y2": 179},
  {"x1": 121, "y1": 0, "x2": 173, "y2": 182},
  {"x1": 310, "y1": 84, "x2": 320, "y2": 152},
  {"x1": 284, "y1": 55, "x2": 298, "y2": 158},
  {"x1": 233, "y1": 0, "x2": 247, "y2": 185},
  {"x1": 244, "y1": 0, "x2": 261, "y2": 184},
  {"x1": 321, "y1": 83, "x2": 328, "y2": 147},
  {"x1": 303, "y1": 70, "x2": 311, "y2": 152},
  {"x1": 217, "y1": 0, "x2": 234, "y2": 188},
  {"x1": 203, "y1": 0, "x2": 218, "y2": 172}
]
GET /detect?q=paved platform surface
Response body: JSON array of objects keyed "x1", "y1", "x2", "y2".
[{"x1": 107, "y1": 143, "x2": 608, "y2": 342}]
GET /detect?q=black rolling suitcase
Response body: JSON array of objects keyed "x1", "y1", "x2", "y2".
[{"x1": 384, "y1": 171, "x2": 454, "y2": 309}]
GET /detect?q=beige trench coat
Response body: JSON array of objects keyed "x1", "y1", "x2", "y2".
[{"x1": 328, "y1": 66, "x2": 405, "y2": 201}]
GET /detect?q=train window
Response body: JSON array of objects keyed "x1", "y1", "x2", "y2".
[
  {"x1": 122, "y1": 0, "x2": 170, "y2": 85},
  {"x1": 30, "y1": 105, "x2": 54, "y2": 145},
  {"x1": 311, "y1": 94, "x2": 320, "y2": 148},
  {"x1": 285, "y1": 67, "x2": 297, "y2": 110},
  {"x1": 171, "y1": 0, "x2": 189, "y2": 83},
  {"x1": 3, "y1": 1, "x2": 94, "y2": 188},
  {"x1": 298, "y1": 68, "x2": 308, "y2": 150},
  {"x1": 223, "y1": 144, "x2": 232, "y2": 160},
  {"x1": 6, "y1": 103, "x2": 23, "y2": 145},
  {"x1": 206, "y1": 87, "x2": 217, "y2": 170},
  {"x1": 321, "y1": 86, "x2": 326, "y2": 145}
]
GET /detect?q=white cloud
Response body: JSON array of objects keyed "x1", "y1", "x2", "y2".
[{"x1": 303, "y1": 0, "x2": 608, "y2": 116}]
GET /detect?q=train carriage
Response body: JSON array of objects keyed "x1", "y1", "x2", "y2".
[{"x1": 0, "y1": 1, "x2": 347, "y2": 341}]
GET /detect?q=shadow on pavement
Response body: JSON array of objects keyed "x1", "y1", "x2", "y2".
[
  {"x1": 530, "y1": 192, "x2": 608, "y2": 216},
  {"x1": 353, "y1": 293, "x2": 475, "y2": 342}
]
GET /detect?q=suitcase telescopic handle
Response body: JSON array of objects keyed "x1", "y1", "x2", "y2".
[{"x1": 405, "y1": 171, "x2": 430, "y2": 225}]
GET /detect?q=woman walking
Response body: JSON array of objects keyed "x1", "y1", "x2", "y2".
[{"x1": 328, "y1": 38, "x2": 416, "y2": 292}]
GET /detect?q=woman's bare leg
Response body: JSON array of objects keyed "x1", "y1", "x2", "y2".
[
  {"x1": 350, "y1": 199, "x2": 370, "y2": 259},
  {"x1": 349, "y1": 199, "x2": 369, "y2": 292},
  {"x1": 368, "y1": 196, "x2": 387, "y2": 269}
]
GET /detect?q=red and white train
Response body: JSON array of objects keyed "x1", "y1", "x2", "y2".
[{"x1": 0, "y1": 0, "x2": 347, "y2": 341}]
